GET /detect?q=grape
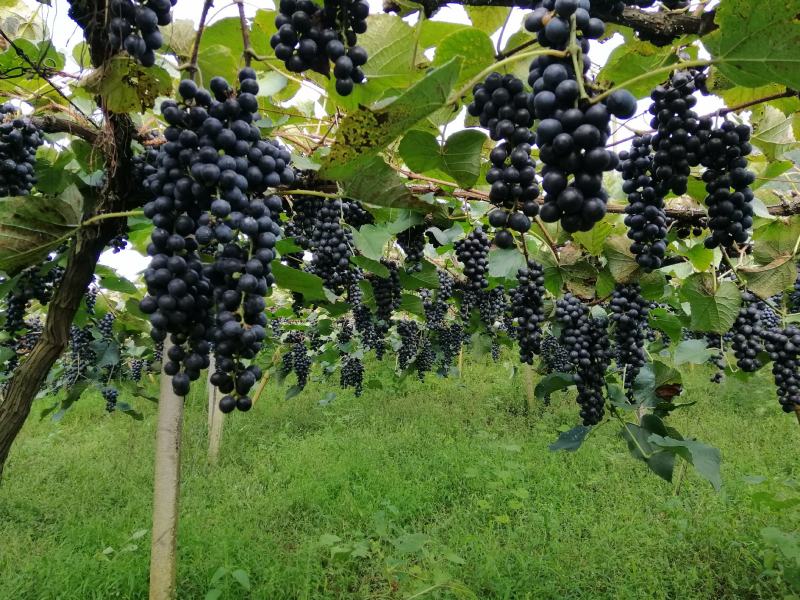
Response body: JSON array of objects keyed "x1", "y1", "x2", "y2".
[
  {"x1": 555, "y1": 293, "x2": 611, "y2": 425},
  {"x1": 468, "y1": 72, "x2": 539, "y2": 245},
  {"x1": 617, "y1": 135, "x2": 667, "y2": 271},
  {"x1": 0, "y1": 103, "x2": 43, "y2": 196},
  {"x1": 540, "y1": 334, "x2": 573, "y2": 373},
  {"x1": 438, "y1": 322, "x2": 463, "y2": 373},
  {"x1": 698, "y1": 120, "x2": 755, "y2": 250},
  {"x1": 397, "y1": 224, "x2": 426, "y2": 272},
  {"x1": 396, "y1": 319, "x2": 420, "y2": 370},
  {"x1": 130, "y1": 358, "x2": 143, "y2": 382},
  {"x1": 308, "y1": 199, "x2": 359, "y2": 293},
  {"x1": 140, "y1": 69, "x2": 293, "y2": 402},
  {"x1": 98, "y1": 312, "x2": 115, "y2": 340},
  {"x1": 526, "y1": 0, "x2": 637, "y2": 233},
  {"x1": 340, "y1": 354, "x2": 364, "y2": 396},
  {"x1": 511, "y1": 260, "x2": 546, "y2": 364},
  {"x1": 68, "y1": 0, "x2": 176, "y2": 67},
  {"x1": 455, "y1": 228, "x2": 490, "y2": 291},
  {"x1": 415, "y1": 334, "x2": 435, "y2": 380},
  {"x1": 647, "y1": 69, "x2": 708, "y2": 196},
  {"x1": 368, "y1": 260, "x2": 402, "y2": 357},
  {"x1": 763, "y1": 326, "x2": 800, "y2": 413},
  {"x1": 270, "y1": 0, "x2": 369, "y2": 95},
  {"x1": 731, "y1": 291, "x2": 765, "y2": 372},
  {"x1": 477, "y1": 286, "x2": 508, "y2": 331},
  {"x1": 102, "y1": 386, "x2": 119, "y2": 413},
  {"x1": 3, "y1": 264, "x2": 64, "y2": 336},
  {"x1": 608, "y1": 283, "x2": 649, "y2": 395}
]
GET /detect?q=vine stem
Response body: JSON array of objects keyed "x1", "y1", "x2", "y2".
[
  {"x1": 672, "y1": 459, "x2": 687, "y2": 496},
  {"x1": 276, "y1": 189, "x2": 341, "y2": 200},
  {"x1": 591, "y1": 59, "x2": 712, "y2": 104},
  {"x1": 82, "y1": 210, "x2": 144, "y2": 226},
  {"x1": 235, "y1": 0, "x2": 253, "y2": 67},
  {"x1": 185, "y1": 0, "x2": 215, "y2": 82},
  {"x1": 449, "y1": 49, "x2": 569, "y2": 104},
  {"x1": 568, "y1": 14, "x2": 589, "y2": 101}
]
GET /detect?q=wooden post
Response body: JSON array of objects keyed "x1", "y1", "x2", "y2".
[
  {"x1": 149, "y1": 342, "x2": 184, "y2": 600},
  {"x1": 523, "y1": 363, "x2": 535, "y2": 414},
  {"x1": 206, "y1": 356, "x2": 223, "y2": 466}
]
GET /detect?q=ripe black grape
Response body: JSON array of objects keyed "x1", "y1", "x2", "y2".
[
  {"x1": 0, "y1": 103, "x2": 43, "y2": 197},
  {"x1": 455, "y1": 228, "x2": 490, "y2": 291},
  {"x1": 102, "y1": 386, "x2": 119, "y2": 412},
  {"x1": 396, "y1": 319, "x2": 420, "y2": 370},
  {"x1": 608, "y1": 283, "x2": 649, "y2": 394},
  {"x1": 555, "y1": 293, "x2": 611, "y2": 425},
  {"x1": 397, "y1": 225, "x2": 426, "y2": 272},
  {"x1": 763, "y1": 326, "x2": 800, "y2": 413},
  {"x1": 511, "y1": 260, "x2": 545, "y2": 364},
  {"x1": 340, "y1": 354, "x2": 364, "y2": 396},
  {"x1": 731, "y1": 291, "x2": 765, "y2": 372},
  {"x1": 271, "y1": 0, "x2": 369, "y2": 95},
  {"x1": 540, "y1": 334, "x2": 573, "y2": 373},
  {"x1": 308, "y1": 199, "x2": 358, "y2": 293}
]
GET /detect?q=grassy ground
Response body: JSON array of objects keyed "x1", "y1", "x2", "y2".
[{"x1": 0, "y1": 357, "x2": 798, "y2": 599}]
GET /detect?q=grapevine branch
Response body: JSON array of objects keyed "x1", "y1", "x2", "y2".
[
  {"x1": 183, "y1": 0, "x2": 215, "y2": 81},
  {"x1": 384, "y1": 1, "x2": 717, "y2": 46},
  {"x1": 236, "y1": 0, "x2": 254, "y2": 67}
]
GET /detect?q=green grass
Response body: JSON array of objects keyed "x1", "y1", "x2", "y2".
[{"x1": 0, "y1": 358, "x2": 797, "y2": 599}]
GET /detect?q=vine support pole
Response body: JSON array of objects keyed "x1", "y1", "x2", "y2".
[
  {"x1": 523, "y1": 364, "x2": 535, "y2": 415},
  {"x1": 206, "y1": 356, "x2": 224, "y2": 466},
  {"x1": 149, "y1": 345, "x2": 184, "y2": 600}
]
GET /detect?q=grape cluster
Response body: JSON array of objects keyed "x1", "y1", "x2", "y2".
[
  {"x1": 99, "y1": 313, "x2": 115, "y2": 340},
  {"x1": 271, "y1": 0, "x2": 369, "y2": 95},
  {"x1": 0, "y1": 103, "x2": 43, "y2": 197},
  {"x1": 540, "y1": 334, "x2": 573, "y2": 373},
  {"x1": 763, "y1": 327, "x2": 800, "y2": 413},
  {"x1": 3, "y1": 265, "x2": 63, "y2": 335},
  {"x1": 348, "y1": 281, "x2": 380, "y2": 352},
  {"x1": 608, "y1": 284, "x2": 649, "y2": 393},
  {"x1": 555, "y1": 293, "x2": 611, "y2": 425},
  {"x1": 511, "y1": 261, "x2": 546, "y2": 364},
  {"x1": 309, "y1": 199, "x2": 358, "y2": 293},
  {"x1": 415, "y1": 334, "x2": 435, "y2": 380},
  {"x1": 369, "y1": 260, "x2": 402, "y2": 356},
  {"x1": 341, "y1": 198, "x2": 374, "y2": 227},
  {"x1": 85, "y1": 286, "x2": 98, "y2": 315},
  {"x1": 102, "y1": 386, "x2": 119, "y2": 412},
  {"x1": 617, "y1": 135, "x2": 667, "y2": 270},
  {"x1": 438, "y1": 323, "x2": 463, "y2": 372},
  {"x1": 396, "y1": 319, "x2": 420, "y2": 370},
  {"x1": 455, "y1": 229, "x2": 490, "y2": 291},
  {"x1": 140, "y1": 68, "x2": 293, "y2": 400},
  {"x1": 397, "y1": 225, "x2": 426, "y2": 272},
  {"x1": 130, "y1": 358, "x2": 143, "y2": 382},
  {"x1": 731, "y1": 291, "x2": 765, "y2": 372},
  {"x1": 477, "y1": 286, "x2": 507, "y2": 331},
  {"x1": 469, "y1": 72, "x2": 539, "y2": 246},
  {"x1": 68, "y1": 0, "x2": 175, "y2": 67},
  {"x1": 340, "y1": 354, "x2": 364, "y2": 396},
  {"x1": 698, "y1": 121, "x2": 755, "y2": 250},
  {"x1": 526, "y1": 1, "x2": 637, "y2": 233}
]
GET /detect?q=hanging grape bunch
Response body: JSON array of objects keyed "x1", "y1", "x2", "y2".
[
  {"x1": 525, "y1": 0, "x2": 638, "y2": 233},
  {"x1": 763, "y1": 327, "x2": 800, "y2": 414},
  {"x1": 617, "y1": 135, "x2": 667, "y2": 271},
  {"x1": 468, "y1": 73, "x2": 539, "y2": 248},
  {"x1": 698, "y1": 120, "x2": 755, "y2": 250},
  {"x1": 271, "y1": 0, "x2": 369, "y2": 95},
  {"x1": 455, "y1": 228, "x2": 490, "y2": 291},
  {"x1": 397, "y1": 224, "x2": 426, "y2": 272},
  {"x1": 608, "y1": 284, "x2": 649, "y2": 395},
  {"x1": 0, "y1": 103, "x2": 43, "y2": 197},
  {"x1": 308, "y1": 199, "x2": 359, "y2": 293},
  {"x1": 68, "y1": 0, "x2": 176, "y2": 67},
  {"x1": 140, "y1": 67, "x2": 294, "y2": 405},
  {"x1": 731, "y1": 292, "x2": 766, "y2": 373},
  {"x1": 511, "y1": 261, "x2": 546, "y2": 365},
  {"x1": 3, "y1": 265, "x2": 63, "y2": 336}
]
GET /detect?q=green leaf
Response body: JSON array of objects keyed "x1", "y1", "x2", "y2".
[
  {"x1": 359, "y1": 14, "x2": 418, "y2": 92},
  {"x1": 598, "y1": 40, "x2": 678, "y2": 98},
  {"x1": 548, "y1": 424, "x2": 590, "y2": 452},
  {"x1": 0, "y1": 193, "x2": 81, "y2": 274},
  {"x1": 433, "y1": 28, "x2": 496, "y2": 87},
  {"x1": 648, "y1": 434, "x2": 722, "y2": 491},
  {"x1": 270, "y1": 262, "x2": 327, "y2": 300},
  {"x1": 752, "y1": 218, "x2": 800, "y2": 262},
  {"x1": 573, "y1": 221, "x2": 613, "y2": 256},
  {"x1": 739, "y1": 255, "x2": 797, "y2": 299},
  {"x1": 535, "y1": 372, "x2": 576, "y2": 401},
  {"x1": 83, "y1": 58, "x2": 171, "y2": 113},
  {"x1": 466, "y1": 6, "x2": 511, "y2": 34},
  {"x1": 322, "y1": 58, "x2": 462, "y2": 179},
  {"x1": 751, "y1": 105, "x2": 797, "y2": 161},
  {"x1": 648, "y1": 308, "x2": 683, "y2": 343},
  {"x1": 398, "y1": 130, "x2": 441, "y2": 173},
  {"x1": 604, "y1": 236, "x2": 640, "y2": 283},
  {"x1": 704, "y1": 0, "x2": 800, "y2": 90},
  {"x1": 419, "y1": 20, "x2": 469, "y2": 48},
  {"x1": 400, "y1": 292, "x2": 424, "y2": 317},
  {"x1": 230, "y1": 569, "x2": 251, "y2": 590},
  {"x1": 95, "y1": 266, "x2": 138, "y2": 295},
  {"x1": 488, "y1": 248, "x2": 526, "y2": 279},
  {"x1": 440, "y1": 129, "x2": 487, "y2": 188},
  {"x1": 674, "y1": 339, "x2": 715, "y2": 366},
  {"x1": 350, "y1": 255, "x2": 390, "y2": 277},
  {"x1": 679, "y1": 274, "x2": 741, "y2": 334},
  {"x1": 621, "y1": 422, "x2": 676, "y2": 482},
  {"x1": 352, "y1": 224, "x2": 392, "y2": 261}
]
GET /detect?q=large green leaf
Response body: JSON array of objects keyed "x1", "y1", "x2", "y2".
[
  {"x1": 648, "y1": 434, "x2": 722, "y2": 491},
  {"x1": 598, "y1": 40, "x2": 678, "y2": 98},
  {"x1": 679, "y1": 274, "x2": 741, "y2": 334},
  {"x1": 751, "y1": 105, "x2": 798, "y2": 161},
  {"x1": 0, "y1": 191, "x2": 81, "y2": 274},
  {"x1": 739, "y1": 255, "x2": 797, "y2": 298},
  {"x1": 705, "y1": 0, "x2": 800, "y2": 90},
  {"x1": 465, "y1": 6, "x2": 511, "y2": 34},
  {"x1": 270, "y1": 262, "x2": 327, "y2": 300},
  {"x1": 432, "y1": 28, "x2": 495, "y2": 87},
  {"x1": 398, "y1": 129, "x2": 486, "y2": 188},
  {"x1": 604, "y1": 235, "x2": 640, "y2": 283},
  {"x1": 321, "y1": 58, "x2": 462, "y2": 180},
  {"x1": 82, "y1": 57, "x2": 171, "y2": 113}
]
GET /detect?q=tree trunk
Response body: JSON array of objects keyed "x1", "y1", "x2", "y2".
[
  {"x1": 0, "y1": 221, "x2": 117, "y2": 480},
  {"x1": 149, "y1": 349, "x2": 184, "y2": 600}
]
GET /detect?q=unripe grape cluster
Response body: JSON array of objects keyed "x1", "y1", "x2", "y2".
[
  {"x1": 271, "y1": 0, "x2": 369, "y2": 95},
  {"x1": 0, "y1": 103, "x2": 43, "y2": 197}
]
